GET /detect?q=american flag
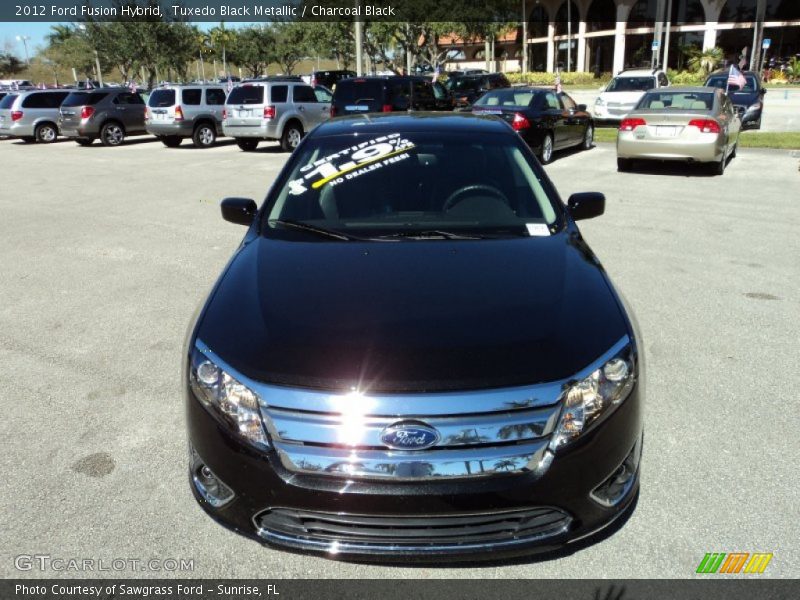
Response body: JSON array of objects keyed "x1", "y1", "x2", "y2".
[
  {"x1": 128, "y1": 80, "x2": 137, "y2": 93},
  {"x1": 727, "y1": 65, "x2": 746, "y2": 90},
  {"x1": 11, "y1": 81, "x2": 19, "y2": 90},
  {"x1": 554, "y1": 72, "x2": 562, "y2": 94},
  {"x1": 226, "y1": 76, "x2": 234, "y2": 94},
  {"x1": 85, "y1": 78, "x2": 94, "y2": 90},
  {"x1": 432, "y1": 66, "x2": 441, "y2": 83}
]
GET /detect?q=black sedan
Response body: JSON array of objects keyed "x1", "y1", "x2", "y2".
[
  {"x1": 185, "y1": 113, "x2": 642, "y2": 562},
  {"x1": 473, "y1": 87, "x2": 594, "y2": 164},
  {"x1": 705, "y1": 69, "x2": 766, "y2": 130}
]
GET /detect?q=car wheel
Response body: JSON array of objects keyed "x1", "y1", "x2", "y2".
[
  {"x1": 35, "y1": 123, "x2": 58, "y2": 144},
  {"x1": 192, "y1": 124, "x2": 216, "y2": 148},
  {"x1": 236, "y1": 138, "x2": 259, "y2": 152},
  {"x1": 280, "y1": 123, "x2": 304, "y2": 152},
  {"x1": 160, "y1": 136, "x2": 182, "y2": 148},
  {"x1": 617, "y1": 157, "x2": 632, "y2": 172},
  {"x1": 582, "y1": 124, "x2": 594, "y2": 150},
  {"x1": 540, "y1": 133, "x2": 554, "y2": 164},
  {"x1": 100, "y1": 122, "x2": 125, "y2": 147},
  {"x1": 713, "y1": 150, "x2": 727, "y2": 176},
  {"x1": 75, "y1": 138, "x2": 94, "y2": 146}
]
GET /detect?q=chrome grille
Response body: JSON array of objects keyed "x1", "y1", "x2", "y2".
[
  {"x1": 254, "y1": 507, "x2": 572, "y2": 548},
  {"x1": 259, "y1": 384, "x2": 565, "y2": 480}
]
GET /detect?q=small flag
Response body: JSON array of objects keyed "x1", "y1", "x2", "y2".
[
  {"x1": 554, "y1": 72, "x2": 562, "y2": 94},
  {"x1": 129, "y1": 80, "x2": 137, "y2": 93},
  {"x1": 85, "y1": 78, "x2": 94, "y2": 90},
  {"x1": 12, "y1": 81, "x2": 19, "y2": 90},
  {"x1": 226, "y1": 76, "x2": 234, "y2": 94},
  {"x1": 727, "y1": 65, "x2": 746, "y2": 90},
  {"x1": 432, "y1": 65, "x2": 441, "y2": 83}
]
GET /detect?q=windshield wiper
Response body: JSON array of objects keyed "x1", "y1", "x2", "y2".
[
  {"x1": 268, "y1": 219, "x2": 358, "y2": 241},
  {"x1": 373, "y1": 230, "x2": 483, "y2": 241}
]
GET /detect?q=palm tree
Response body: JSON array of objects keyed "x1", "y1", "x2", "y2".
[
  {"x1": 45, "y1": 24, "x2": 74, "y2": 46},
  {"x1": 785, "y1": 57, "x2": 800, "y2": 83},
  {"x1": 687, "y1": 47, "x2": 723, "y2": 76}
]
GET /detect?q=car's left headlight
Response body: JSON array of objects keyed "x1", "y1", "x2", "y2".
[
  {"x1": 551, "y1": 344, "x2": 636, "y2": 449},
  {"x1": 188, "y1": 343, "x2": 269, "y2": 449},
  {"x1": 745, "y1": 102, "x2": 762, "y2": 112}
]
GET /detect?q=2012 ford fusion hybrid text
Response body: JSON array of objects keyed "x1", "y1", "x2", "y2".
[{"x1": 184, "y1": 113, "x2": 644, "y2": 561}]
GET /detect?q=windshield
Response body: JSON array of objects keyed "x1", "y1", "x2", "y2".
[
  {"x1": 227, "y1": 85, "x2": 264, "y2": 105},
  {"x1": 0, "y1": 94, "x2": 17, "y2": 109},
  {"x1": 148, "y1": 89, "x2": 176, "y2": 107},
  {"x1": 451, "y1": 78, "x2": 482, "y2": 92},
  {"x1": 62, "y1": 92, "x2": 108, "y2": 107},
  {"x1": 263, "y1": 131, "x2": 560, "y2": 241},
  {"x1": 637, "y1": 91, "x2": 714, "y2": 110},
  {"x1": 474, "y1": 89, "x2": 538, "y2": 107},
  {"x1": 606, "y1": 77, "x2": 656, "y2": 92},
  {"x1": 706, "y1": 75, "x2": 758, "y2": 92}
]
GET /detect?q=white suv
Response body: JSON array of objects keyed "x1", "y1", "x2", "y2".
[{"x1": 594, "y1": 69, "x2": 669, "y2": 123}]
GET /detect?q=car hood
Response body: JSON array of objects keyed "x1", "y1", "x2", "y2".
[
  {"x1": 196, "y1": 231, "x2": 629, "y2": 392},
  {"x1": 600, "y1": 91, "x2": 645, "y2": 105}
]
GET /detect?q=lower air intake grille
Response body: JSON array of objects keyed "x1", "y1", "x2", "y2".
[{"x1": 254, "y1": 506, "x2": 571, "y2": 547}]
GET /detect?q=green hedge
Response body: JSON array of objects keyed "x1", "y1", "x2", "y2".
[
  {"x1": 666, "y1": 70, "x2": 706, "y2": 85},
  {"x1": 505, "y1": 72, "x2": 608, "y2": 86}
]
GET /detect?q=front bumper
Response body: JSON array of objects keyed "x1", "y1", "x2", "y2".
[{"x1": 186, "y1": 377, "x2": 643, "y2": 561}]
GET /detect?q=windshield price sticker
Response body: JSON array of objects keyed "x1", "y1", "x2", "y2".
[
  {"x1": 526, "y1": 223, "x2": 551, "y2": 237},
  {"x1": 288, "y1": 134, "x2": 416, "y2": 195}
]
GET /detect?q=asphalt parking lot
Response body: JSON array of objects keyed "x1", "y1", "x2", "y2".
[{"x1": 1, "y1": 135, "x2": 798, "y2": 579}]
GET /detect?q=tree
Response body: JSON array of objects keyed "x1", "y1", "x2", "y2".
[
  {"x1": 688, "y1": 47, "x2": 723, "y2": 76},
  {"x1": 304, "y1": 22, "x2": 355, "y2": 70},
  {"x1": 0, "y1": 52, "x2": 24, "y2": 77},
  {"x1": 232, "y1": 26, "x2": 275, "y2": 78},
  {"x1": 271, "y1": 21, "x2": 309, "y2": 75},
  {"x1": 208, "y1": 23, "x2": 238, "y2": 77}
]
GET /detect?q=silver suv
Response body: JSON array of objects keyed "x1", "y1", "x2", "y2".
[
  {"x1": 222, "y1": 80, "x2": 332, "y2": 152},
  {"x1": 59, "y1": 88, "x2": 147, "y2": 146},
  {"x1": 146, "y1": 84, "x2": 228, "y2": 148},
  {"x1": 0, "y1": 90, "x2": 70, "y2": 143}
]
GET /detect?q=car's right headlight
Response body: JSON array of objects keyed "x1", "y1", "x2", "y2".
[
  {"x1": 188, "y1": 343, "x2": 269, "y2": 449},
  {"x1": 551, "y1": 344, "x2": 636, "y2": 449}
]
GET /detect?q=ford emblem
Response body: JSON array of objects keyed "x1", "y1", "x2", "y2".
[{"x1": 380, "y1": 422, "x2": 440, "y2": 450}]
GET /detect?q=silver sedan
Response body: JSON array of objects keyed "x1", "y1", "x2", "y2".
[{"x1": 616, "y1": 86, "x2": 741, "y2": 175}]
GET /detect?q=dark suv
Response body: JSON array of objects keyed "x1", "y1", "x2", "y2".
[
  {"x1": 310, "y1": 70, "x2": 356, "y2": 90},
  {"x1": 331, "y1": 76, "x2": 451, "y2": 117},
  {"x1": 704, "y1": 69, "x2": 766, "y2": 130},
  {"x1": 59, "y1": 88, "x2": 147, "y2": 146},
  {"x1": 448, "y1": 73, "x2": 511, "y2": 109}
]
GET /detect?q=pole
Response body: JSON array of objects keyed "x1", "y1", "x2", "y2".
[
  {"x1": 663, "y1": 0, "x2": 673, "y2": 70},
  {"x1": 567, "y1": 1, "x2": 572, "y2": 71},
  {"x1": 355, "y1": 18, "x2": 363, "y2": 76},
  {"x1": 522, "y1": 0, "x2": 528, "y2": 73},
  {"x1": 200, "y1": 51, "x2": 206, "y2": 81},
  {"x1": 94, "y1": 49, "x2": 103, "y2": 87}
]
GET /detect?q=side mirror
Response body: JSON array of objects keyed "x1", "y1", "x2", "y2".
[
  {"x1": 221, "y1": 197, "x2": 257, "y2": 226},
  {"x1": 576, "y1": 103, "x2": 587, "y2": 112},
  {"x1": 760, "y1": 88, "x2": 767, "y2": 95},
  {"x1": 567, "y1": 192, "x2": 605, "y2": 221}
]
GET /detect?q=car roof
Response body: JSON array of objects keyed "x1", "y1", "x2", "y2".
[
  {"x1": 337, "y1": 75, "x2": 430, "y2": 82},
  {"x1": 646, "y1": 85, "x2": 718, "y2": 93},
  {"x1": 311, "y1": 112, "x2": 512, "y2": 137},
  {"x1": 706, "y1": 69, "x2": 759, "y2": 78},
  {"x1": 617, "y1": 69, "x2": 660, "y2": 76},
  {"x1": 157, "y1": 83, "x2": 227, "y2": 88}
]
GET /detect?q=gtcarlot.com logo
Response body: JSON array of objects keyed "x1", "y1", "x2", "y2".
[
  {"x1": 696, "y1": 552, "x2": 773, "y2": 574},
  {"x1": 14, "y1": 554, "x2": 194, "y2": 572}
]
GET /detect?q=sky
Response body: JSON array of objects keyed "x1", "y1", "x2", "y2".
[{"x1": 0, "y1": 21, "x2": 242, "y2": 58}]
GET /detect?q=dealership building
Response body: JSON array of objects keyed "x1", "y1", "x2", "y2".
[{"x1": 443, "y1": 0, "x2": 800, "y2": 74}]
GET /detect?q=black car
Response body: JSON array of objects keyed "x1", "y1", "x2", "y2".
[
  {"x1": 331, "y1": 76, "x2": 451, "y2": 116},
  {"x1": 705, "y1": 69, "x2": 765, "y2": 130},
  {"x1": 185, "y1": 113, "x2": 643, "y2": 562},
  {"x1": 310, "y1": 70, "x2": 356, "y2": 90},
  {"x1": 473, "y1": 87, "x2": 594, "y2": 164},
  {"x1": 447, "y1": 73, "x2": 511, "y2": 108}
]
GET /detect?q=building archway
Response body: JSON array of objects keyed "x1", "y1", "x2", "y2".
[
  {"x1": 585, "y1": 0, "x2": 617, "y2": 74},
  {"x1": 554, "y1": 0, "x2": 581, "y2": 70}
]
